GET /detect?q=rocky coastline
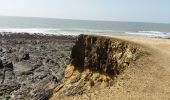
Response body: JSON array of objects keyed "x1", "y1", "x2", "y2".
[
  {"x1": 0, "y1": 32, "x2": 76, "y2": 100},
  {"x1": 1, "y1": 33, "x2": 162, "y2": 100}
]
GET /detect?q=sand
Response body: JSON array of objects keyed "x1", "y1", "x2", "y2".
[{"x1": 62, "y1": 35, "x2": 170, "y2": 100}]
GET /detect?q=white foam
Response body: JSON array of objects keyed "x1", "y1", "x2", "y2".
[
  {"x1": 0, "y1": 28, "x2": 53, "y2": 34},
  {"x1": 0, "y1": 28, "x2": 81, "y2": 36},
  {"x1": 0, "y1": 28, "x2": 170, "y2": 38},
  {"x1": 125, "y1": 31, "x2": 170, "y2": 38},
  {"x1": 0, "y1": 28, "x2": 117, "y2": 36}
]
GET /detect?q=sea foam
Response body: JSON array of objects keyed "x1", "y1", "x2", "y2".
[
  {"x1": 125, "y1": 31, "x2": 170, "y2": 38},
  {"x1": 0, "y1": 28, "x2": 170, "y2": 38}
]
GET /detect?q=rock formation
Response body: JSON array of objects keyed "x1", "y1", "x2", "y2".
[
  {"x1": 50, "y1": 35, "x2": 147, "y2": 99},
  {"x1": 0, "y1": 33, "x2": 76, "y2": 100}
]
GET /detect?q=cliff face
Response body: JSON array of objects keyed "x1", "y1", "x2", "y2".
[
  {"x1": 71, "y1": 35, "x2": 140, "y2": 76},
  {"x1": 50, "y1": 35, "x2": 146, "y2": 99}
]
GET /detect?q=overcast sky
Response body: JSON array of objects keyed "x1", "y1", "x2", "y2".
[{"x1": 0, "y1": 0, "x2": 170, "y2": 23}]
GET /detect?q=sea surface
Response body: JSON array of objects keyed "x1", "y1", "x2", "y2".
[{"x1": 0, "y1": 16, "x2": 170, "y2": 38}]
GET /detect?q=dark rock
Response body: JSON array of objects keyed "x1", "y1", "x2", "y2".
[
  {"x1": 19, "y1": 53, "x2": 30, "y2": 61},
  {"x1": 0, "y1": 82, "x2": 21, "y2": 96},
  {"x1": 3, "y1": 61, "x2": 14, "y2": 71},
  {"x1": 30, "y1": 89, "x2": 53, "y2": 100},
  {"x1": 0, "y1": 59, "x2": 3, "y2": 69},
  {"x1": 0, "y1": 47, "x2": 6, "y2": 53},
  {"x1": 0, "y1": 32, "x2": 76, "y2": 100}
]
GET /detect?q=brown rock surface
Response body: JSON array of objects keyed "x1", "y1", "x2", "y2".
[
  {"x1": 51, "y1": 35, "x2": 170, "y2": 100},
  {"x1": 50, "y1": 35, "x2": 148, "y2": 99}
]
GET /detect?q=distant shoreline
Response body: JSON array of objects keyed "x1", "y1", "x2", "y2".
[{"x1": 0, "y1": 32, "x2": 169, "y2": 40}]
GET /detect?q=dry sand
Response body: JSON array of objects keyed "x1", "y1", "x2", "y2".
[{"x1": 62, "y1": 35, "x2": 170, "y2": 100}]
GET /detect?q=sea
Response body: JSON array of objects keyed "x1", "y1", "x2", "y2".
[{"x1": 0, "y1": 16, "x2": 170, "y2": 38}]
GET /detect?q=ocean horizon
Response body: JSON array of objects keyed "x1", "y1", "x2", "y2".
[{"x1": 0, "y1": 16, "x2": 170, "y2": 38}]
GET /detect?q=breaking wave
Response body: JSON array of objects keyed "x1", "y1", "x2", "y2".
[{"x1": 0, "y1": 28, "x2": 170, "y2": 38}]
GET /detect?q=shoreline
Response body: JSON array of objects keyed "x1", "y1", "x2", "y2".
[{"x1": 0, "y1": 32, "x2": 170, "y2": 39}]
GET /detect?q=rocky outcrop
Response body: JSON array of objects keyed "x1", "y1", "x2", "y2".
[
  {"x1": 0, "y1": 33, "x2": 76, "y2": 100},
  {"x1": 71, "y1": 35, "x2": 141, "y2": 75},
  {"x1": 50, "y1": 35, "x2": 147, "y2": 99}
]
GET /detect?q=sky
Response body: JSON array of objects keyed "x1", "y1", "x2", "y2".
[{"x1": 0, "y1": 0, "x2": 170, "y2": 23}]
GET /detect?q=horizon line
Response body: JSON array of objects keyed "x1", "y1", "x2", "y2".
[{"x1": 0, "y1": 15, "x2": 170, "y2": 25}]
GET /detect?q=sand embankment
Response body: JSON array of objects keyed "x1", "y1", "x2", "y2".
[
  {"x1": 51, "y1": 35, "x2": 170, "y2": 100},
  {"x1": 98, "y1": 35, "x2": 170, "y2": 100}
]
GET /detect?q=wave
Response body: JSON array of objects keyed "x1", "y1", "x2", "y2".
[
  {"x1": 0, "y1": 28, "x2": 170, "y2": 38},
  {"x1": 125, "y1": 31, "x2": 170, "y2": 38},
  {"x1": 0, "y1": 28, "x2": 81, "y2": 36},
  {"x1": 0, "y1": 28, "x2": 121, "y2": 36}
]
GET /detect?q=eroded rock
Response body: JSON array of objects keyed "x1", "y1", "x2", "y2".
[{"x1": 50, "y1": 35, "x2": 147, "y2": 99}]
